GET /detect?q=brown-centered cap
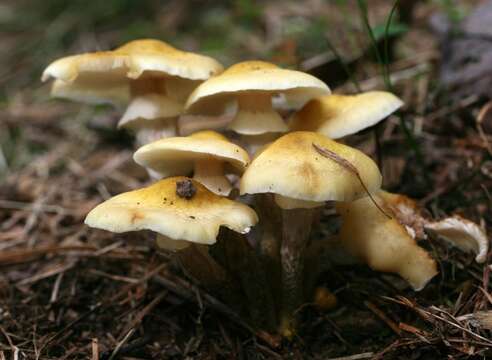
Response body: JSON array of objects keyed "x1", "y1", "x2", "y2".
[{"x1": 85, "y1": 176, "x2": 258, "y2": 245}]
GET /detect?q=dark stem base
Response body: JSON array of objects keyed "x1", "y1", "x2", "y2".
[{"x1": 279, "y1": 207, "x2": 315, "y2": 337}]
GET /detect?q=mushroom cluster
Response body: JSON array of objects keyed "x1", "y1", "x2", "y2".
[{"x1": 43, "y1": 39, "x2": 489, "y2": 337}]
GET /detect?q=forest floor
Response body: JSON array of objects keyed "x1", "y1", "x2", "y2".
[{"x1": 1, "y1": 0, "x2": 492, "y2": 359}]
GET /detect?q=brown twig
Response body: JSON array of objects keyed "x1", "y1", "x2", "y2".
[
  {"x1": 17, "y1": 261, "x2": 75, "y2": 286},
  {"x1": 91, "y1": 339, "x2": 99, "y2": 360},
  {"x1": 108, "y1": 329, "x2": 135, "y2": 360},
  {"x1": 41, "y1": 263, "x2": 168, "y2": 350},
  {"x1": 117, "y1": 291, "x2": 168, "y2": 339},
  {"x1": 428, "y1": 306, "x2": 492, "y2": 345},
  {"x1": 0, "y1": 326, "x2": 18, "y2": 360},
  {"x1": 152, "y1": 274, "x2": 281, "y2": 349},
  {"x1": 364, "y1": 301, "x2": 401, "y2": 335},
  {"x1": 476, "y1": 101, "x2": 492, "y2": 156},
  {"x1": 325, "y1": 353, "x2": 374, "y2": 360},
  {"x1": 384, "y1": 296, "x2": 492, "y2": 347},
  {"x1": 50, "y1": 272, "x2": 64, "y2": 303},
  {"x1": 398, "y1": 322, "x2": 432, "y2": 343},
  {"x1": 0, "y1": 245, "x2": 141, "y2": 265}
]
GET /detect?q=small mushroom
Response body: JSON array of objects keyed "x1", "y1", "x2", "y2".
[
  {"x1": 185, "y1": 61, "x2": 330, "y2": 153},
  {"x1": 118, "y1": 91, "x2": 184, "y2": 145},
  {"x1": 289, "y1": 91, "x2": 403, "y2": 138},
  {"x1": 240, "y1": 131, "x2": 382, "y2": 335},
  {"x1": 378, "y1": 193, "x2": 488, "y2": 263},
  {"x1": 133, "y1": 131, "x2": 250, "y2": 196},
  {"x1": 337, "y1": 193, "x2": 438, "y2": 291},
  {"x1": 42, "y1": 39, "x2": 223, "y2": 145},
  {"x1": 425, "y1": 216, "x2": 489, "y2": 263},
  {"x1": 85, "y1": 176, "x2": 257, "y2": 245},
  {"x1": 85, "y1": 176, "x2": 258, "y2": 292},
  {"x1": 241, "y1": 131, "x2": 382, "y2": 207},
  {"x1": 313, "y1": 286, "x2": 337, "y2": 311}
]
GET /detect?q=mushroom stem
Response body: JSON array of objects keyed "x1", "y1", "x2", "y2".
[
  {"x1": 178, "y1": 244, "x2": 227, "y2": 284},
  {"x1": 255, "y1": 194, "x2": 283, "y2": 316},
  {"x1": 193, "y1": 158, "x2": 232, "y2": 196},
  {"x1": 135, "y1": 117, "x2": 178, "y2": 147},
  {"x1": 228, "y1": 92, "x2": 288, "y2": 135},
  {"x1": 156, "y1": 235, "x2": 227, "y2": 287},
  {"x1": 165, "y1": 77, "x2": 201, "y2": 103},
  {"x1": 126, "y1": 77, "x2": 181, "y2": 147},
  {"x1": 215, "y1": 229, "x2": 278, "y2": 331},
  {"x1": 120, "y1": 94, "x2": 183, "y2": 129},
  {"x1": 156, "y1": 234, "x2": 190, "y2": 251},
  {"x1": 130, "y1": 77, "x2": 167, "y2": 97},
  {"x1": 178, "y1": 114, "x2": 232, "y2": 136},
  {"x1": 303, "y1": 235, "x2": 355, "y2": 301},
  {"x1": 240, "y1": 133, "x2": 280, "y2": 156},
  {"x1": 275, "y1": 194, "x2": 322, "y2": 210},
  {"x1": 279, "y1": 207, "x2": 316, "y2": 338},
  {"x1": 177, "y1": 244, "x2": 244, "y2": 307}
]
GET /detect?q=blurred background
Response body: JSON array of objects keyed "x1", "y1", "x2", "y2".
[{"x1": 1, "y1": 0, "x2": 480, "y2": 177}]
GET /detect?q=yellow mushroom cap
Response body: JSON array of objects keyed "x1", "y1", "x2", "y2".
[
  {"x1": 240, "y1": 131, "x2": 382, "y2": 204},
  {"x1": 85, "y1": 176, "x2": 258, "y2": 244},
  {"x1": 185, "y1": 60, "x2": 330, "y2": 115},
  {"x1": 290, "y1": 91, "x2": 403, "y2": 138},
  {"x1": 42, "y1": 39, "x2": 224, "y2": 84},
  {"x1": 133, "y1": 130, "x2": 250, "y2": 178},
  {"x1": 337, "y1": 194, "x2": 438, "y2": 291}
]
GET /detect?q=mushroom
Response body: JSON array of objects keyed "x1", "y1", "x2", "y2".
[
  {"x1": 42, "y1": 39, "x2": 223, "y2": 145},
  {"x1": 378, "y1": 191, "x2": 427, "y2": 240},
  {"x1": 377, "y1": 193, "x2": 488, "y2": 263},
  {"x1": 337, "y1": 193, "x2": 438, "y2": 291},
  {"x1": 85, "y1": 176, "x2": 257, "y2": 243},
  {"x1": 50, "y1": 78, "x2": 129, "y2": 109},
  {"x1": 185, "y1": 61, "x2": 330, "y2": 153},
  {"x1": 85, "y1": 176, "x2": 258, "y2": 293},
  {"x1": 178, "y1": 114, "x2": 233, "y2": 136},
  {"x1": 240, "y1": 131, "x2": 382, "y2": 335},
  {"x1": 289, "y1": 91, "x2": 403, "y2": 138},
  {"x1": 133, "y1": 130, "x2": 250, "y2": 196},
  {"x1": 425, "y1": 216, "x2": 488, "y2": 263},
  {"x1": 313, "y1": 286, "x2": 337, "y2": 311}
]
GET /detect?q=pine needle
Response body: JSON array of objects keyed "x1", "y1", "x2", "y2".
[{"x1": 312, "y1": 143, "x2": 391, "y2": 219}]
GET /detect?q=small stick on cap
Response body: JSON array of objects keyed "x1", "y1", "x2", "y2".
[{"x1": 176, "y1": 179, "x2": 196, "y2": 199}]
